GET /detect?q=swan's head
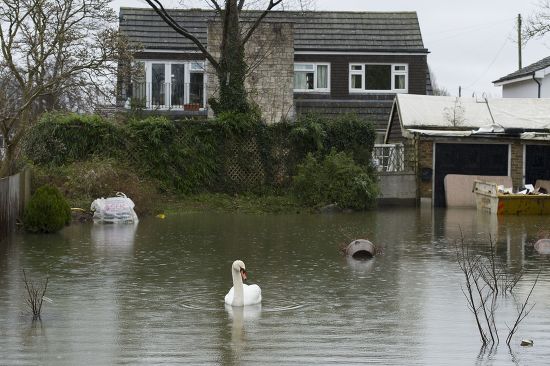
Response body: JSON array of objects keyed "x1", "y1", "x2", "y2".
[{"x1": 232, "y1": 260, "x2": 248, "y2": 281}]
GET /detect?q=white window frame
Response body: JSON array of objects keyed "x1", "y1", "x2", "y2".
[
  {"x1": 138, "y1": 60, "x2": 206, "y2": 109},
  {"x1": 293, "y1": 62, "x2": 331, "y2": 92},
  {"x1": 349, "y1": 63, "x2": 408, "y2": 94}
]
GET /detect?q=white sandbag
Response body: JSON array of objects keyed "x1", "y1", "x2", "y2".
[{"x1": 90, "y1": 192, "x2": 138, "y2": 224}]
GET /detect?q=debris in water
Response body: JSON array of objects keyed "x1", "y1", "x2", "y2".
[{"x1": 521, "y1": 339, "x2": 533, "y2": 347}]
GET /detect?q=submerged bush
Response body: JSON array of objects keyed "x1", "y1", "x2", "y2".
[
  {"x1": 23, "y1": 185, "x2": 71, "y2": 233},
  {"x1": 292, "y1": 150, "x2": 378, "y2": 210}
]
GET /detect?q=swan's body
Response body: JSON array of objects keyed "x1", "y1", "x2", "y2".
[{"x1": 224, "y1": 260, "x2": 262, "y2": 306}]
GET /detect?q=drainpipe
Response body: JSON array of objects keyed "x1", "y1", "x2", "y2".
[{"x1": 532, "y1": 73, "x2": 542, "y2": 98}]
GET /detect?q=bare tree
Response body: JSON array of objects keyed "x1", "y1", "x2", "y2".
[
  {"x1": 144, "y1": 0, "x2": 310, "y2": 115},
  {"x1": 0, "y1": 0, "x2": 133, "y2": 177},
  {"x1": 524, "y1": 0, "x2": 550, "y2": 40}
]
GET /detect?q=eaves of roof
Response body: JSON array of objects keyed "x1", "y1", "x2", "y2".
[{"x1": 493, "y1": 56, "x2": 550, "y2": 84}]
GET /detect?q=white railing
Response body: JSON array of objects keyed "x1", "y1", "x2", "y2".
[{"x1": 372, "y1": 144, "x2": 405, "y2": 172}]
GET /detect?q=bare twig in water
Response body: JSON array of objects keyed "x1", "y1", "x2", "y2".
[
  {"x1": 455, "y1": 231, "x2": 539, "y2": 348},
  {"x1": 505, "y1": 270, "x2": 541, "y2": 346},
  {"x1": 22, "y1": 269, "x2": 49, "y2": 320},
  {"x1": 456, "y1": 233, "x2": 488, "y2": 345}
]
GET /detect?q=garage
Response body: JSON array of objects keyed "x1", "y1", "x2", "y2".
[
  {"x1": 525, "y1": 145, "x2": 550, "y2": 185},
  {"x1": 434, "y1": 143, "x2": 509, "y2": 207}
]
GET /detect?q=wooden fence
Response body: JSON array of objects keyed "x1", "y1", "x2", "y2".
[{"x1": 0, "y1": 169, "x2": 31, "y2": 242}]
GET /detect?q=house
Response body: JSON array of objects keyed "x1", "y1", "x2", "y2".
[
  {"x1": 385, "y1": 94, "x2": 550, "y2": 206},
  {"x1": 118, "y1": 8, "x2": 430, "y2": 141},
  {"x1": 493, "y1": 56, "x2": 550, "y2": 98}
]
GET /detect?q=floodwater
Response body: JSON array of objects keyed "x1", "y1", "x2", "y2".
[{"x1": 1, "y1": 208, "x2": 549, "y2": 365}]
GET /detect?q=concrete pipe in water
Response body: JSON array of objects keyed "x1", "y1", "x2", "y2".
[{"x1": 345, "y1": 239, "x2": 376, "y2": 260}]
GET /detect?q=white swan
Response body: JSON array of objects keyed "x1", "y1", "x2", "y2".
[{"x1": 224, "y1": 260, "x2": 262, "y2": 306}]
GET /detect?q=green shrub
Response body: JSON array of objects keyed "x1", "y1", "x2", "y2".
[
  {"x1": 126, "y1": 117, "x2": 223, "y2": 193},
  {"x1": 23, "y1": 185, "x2": 71, "y2": 233},
  {"x1": 215, "y1": 111, "x2": 262, "y2": 135},
  {"x1": 22, "y1": 112, "x2": 377, "y2": 198},
  {"x1": 325, "y1": 114, "x2": 376, "y2": 166},
  {"x1": 23, "y1": 112, "x2": 124, "y2": 165},
  {"x1": 290, "y1": 113, "x2": 376, "y2": 166},
  {"x1": 292, "y1": 150, "x2": 378, "y2": 210}
]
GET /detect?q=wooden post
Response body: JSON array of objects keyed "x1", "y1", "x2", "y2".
[{"x1": 518, "y1": 14, "x2": 522, "y2": 70}]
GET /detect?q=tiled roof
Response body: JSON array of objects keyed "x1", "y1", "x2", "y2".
[
  {"x1": 119, "y1": 7, "x2": 428, "y2": 53},
  {"x1": 493, "y1": 56, "x2": 550, "y2": 84}
]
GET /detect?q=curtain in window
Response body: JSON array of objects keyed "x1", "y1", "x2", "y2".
[
  {"x1": 317, "y1": 65, "x2": 328, "y2": 89},
  {"x1": 395, "y1": 74, "x2": 406, "y2": 90},
  {"x1": 294, "y1": 71, "x2": 307, "y2": 89}
]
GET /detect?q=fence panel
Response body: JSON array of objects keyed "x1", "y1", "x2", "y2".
[
  {"x1": 0, "y1": 170, "x2": 29, "y2": 243},
  {"x1": 0, "y1": 177, "x2": 9, "y2": 241},
  {"x1": 372, "y1": 144, "x2": 405, "y2": 172}
]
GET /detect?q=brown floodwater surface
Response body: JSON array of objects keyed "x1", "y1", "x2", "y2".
[{"x1": 0, "y1": 208, "x2": 549, "y2": 365}]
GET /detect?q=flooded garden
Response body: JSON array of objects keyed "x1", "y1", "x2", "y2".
[{"x1": 1, "y1": 207, "x2": 549, "y2": 365}]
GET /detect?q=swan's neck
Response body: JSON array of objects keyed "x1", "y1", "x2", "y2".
[{"x1": 231, "y1": 268, "x2": 244, "y2": 306}]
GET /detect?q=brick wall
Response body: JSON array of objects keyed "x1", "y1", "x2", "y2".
[
  {"x1": 510, "y1": 142, "x2": 523, "y2": 189},
  {"x1": 207, "y1": 22, "x2": 295, "y2": 124},
  {"x1": 418, "y1": 139, "x2": 433, "y2": 199}
]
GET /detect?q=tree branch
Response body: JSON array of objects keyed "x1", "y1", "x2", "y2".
[
  {"x1": 242, "y1": 0, "x2": 283, "y2": 44},
  {"x1": 144, "y1": 0, "x2": 220, "y2": 70}
]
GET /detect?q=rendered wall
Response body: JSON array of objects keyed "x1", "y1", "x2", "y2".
[{"x1": 377, "y1": 172, "x2": 417, "y2": 206}]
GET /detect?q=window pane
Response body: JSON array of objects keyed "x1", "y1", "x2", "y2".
[
  {"x1": 171, "y1": 64, "x2": 185, "y2": 107},
  {"x1": 189, "y1": 73, "x2": 204, "y2": 105},
  {"x1": 317, "y1": 65, "x2": 328, "y2": 89},
  {"x1": 131, "y1": 61, "x2": 146, "y2": 101},
  {"x1": 394, "y1": 65, "x2": 406, "y2": 71},
  {"x1": 351, "y1": 65, "x2": 363, "y2": 71},
  {"x1": 152, "y1": 63, "x2": 165, "y2": 105},
  {"x1": 294, "y1": 71, "x2": 306, "y2": 89},
  {"x1": 190, "y1": 62, "x2": 204, "y2": 71},
  {"x1": 294, "y1": 64, "x2": 314, "y2": 71},
  {"x1": 395, "y1": 74, "x2": 406, "y2": 90},
  {"x1": 294, "y1": 71, "x2": 314, "y2": 89},
  {"x1": 351, "y1": 74, "x2": 362, "y2": 89},
  {"x1": 365, "y1": 65, "x2": 391, "y2": 90}
]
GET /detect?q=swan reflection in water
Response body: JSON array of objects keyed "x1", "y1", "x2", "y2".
[{"x1": 225, "y1": 303, "x2": 262, "y2": 359}]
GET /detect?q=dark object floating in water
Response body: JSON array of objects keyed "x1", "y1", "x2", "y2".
[
  {"x1": 534, "y1": 239, "x2": 550, "y2": 255},
  {"x1": 521, "y1": 339, "x2": 534, "y2": 347},
  {"x1": 344, "y1": 239, "x2": 376, "y2": 259}
]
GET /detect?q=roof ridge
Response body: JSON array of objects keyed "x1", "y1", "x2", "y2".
[{"x1": 119, "y1": 7, "x2": 418, "y2": 14}]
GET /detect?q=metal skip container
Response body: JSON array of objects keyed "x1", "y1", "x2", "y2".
[{"x1": 473, "y1": 180, "x2": 550, "y2": 215}]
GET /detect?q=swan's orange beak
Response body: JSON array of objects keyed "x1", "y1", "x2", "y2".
[{"x1": 240, "y1": 268, "x2": 248, "y2": 281}]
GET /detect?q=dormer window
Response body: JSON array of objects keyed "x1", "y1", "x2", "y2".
[
  {"x1": 349, "y1": 63, "x2": 408, "y2": 93},
  {"x1": 293, "y1": 63, "x2": 330, "y2": 92}
]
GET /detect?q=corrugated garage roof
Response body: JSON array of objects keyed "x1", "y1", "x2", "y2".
[
  {"x1": 393, "y1": 94, "x2": 550, "y2": 131},
  {"x1": 119, "y1": 7, "x2": 428, "y2": 53}
]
